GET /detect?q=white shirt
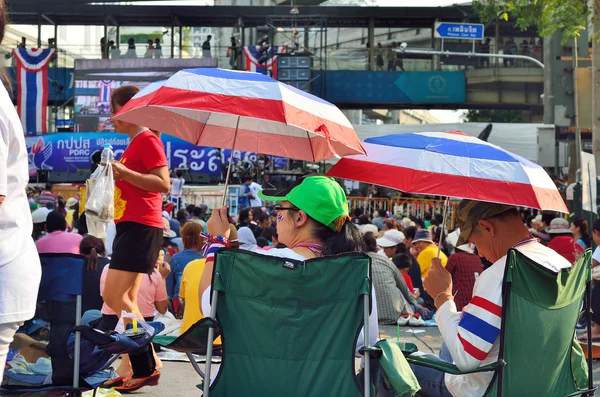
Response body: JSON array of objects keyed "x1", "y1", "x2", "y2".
[
  {"x1": 169, "y1": 177, "x2": 185, "y2": 197},
  {"x1": 436, "y1": 242, "x2": 571, "y2": 397},
  {"x1": 0, "y1": 83, "x2": 41, "y2": 323},
  {"x1": 248, "y1": 182, "x2": 263, "y2": 207}
]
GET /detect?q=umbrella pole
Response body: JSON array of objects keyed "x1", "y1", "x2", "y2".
[
  {"x1": 222, "y1": 117, "x2": 241, "y2": 207},
  {"x1": 437, "y1": 196, "x2": 450, "y2": 258}
]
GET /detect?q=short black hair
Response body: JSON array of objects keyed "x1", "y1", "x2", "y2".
[
  {"x1": 362, "y1": 231, "x2": 377, "y2": 253},
  {"x1": 258, "y1": 213, "x2": 270, "y2": 223},
  {"x1": 176, "y1": 170, "x2": 183, "y2": 178},
  {"x1": 392, "y1": 254, "x2": 412, "y2": 270},
  {"x1": 176, "y1": 209, "x2": 189, "y2": 222},
  {"x1": 186, "y1": 204, "x2": 195, "y2": 213},
  {"x1": 46, "y1": 210, "x2": 66, "y2": 233},
  {"x1": 593, "y1": 218, "x2": 600, "y2": 233},
  {"x1": 404, "y1": 226, "x2": 417, "y2": 240},
  {"x1": 256, "y1": 237, "x2": 269, "y2": 248},
  {"x1": 244, "y1": 175, "x2": 253, "y2": 182},
  {"x1": 193, "y1": 207, "x2": 202, "y2": 217}
]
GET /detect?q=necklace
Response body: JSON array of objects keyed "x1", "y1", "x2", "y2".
[{"x1": 294, "y1": 242, "x2": 324, "y2": 257}]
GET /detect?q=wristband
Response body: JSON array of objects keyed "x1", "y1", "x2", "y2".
[
  {"x1": 434, "y1": 292, "x2": 454, "y2": 309},
  {"x1": 200, "y1": 233, "x2": 230, "y2": 256}
]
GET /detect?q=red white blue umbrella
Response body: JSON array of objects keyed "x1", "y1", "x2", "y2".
[
  {"x1": 327, "y1": 131, "x2": 568, "y2": 213},
  {"x1": 112, "y1": 68, "x2": 365, "y2": 162}
]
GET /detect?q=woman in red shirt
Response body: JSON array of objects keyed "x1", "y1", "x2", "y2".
[{"x1": 103, "y1": 85, "x2": 170, "y2": 391}]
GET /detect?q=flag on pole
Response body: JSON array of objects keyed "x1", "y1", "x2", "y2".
[
  {"x1": 98, "y1": 80, "x2": 113, "y2": 106},
  {"x1": 12, "y1": 48, "x2": 55, "y2": 134},
  {"x1": 243, "y1": 46, "x2": 286, "y2": 79}
]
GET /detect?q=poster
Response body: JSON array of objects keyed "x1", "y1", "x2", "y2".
[{"x1": 25, "y1": 132, "x2": 287, "y2": 178}]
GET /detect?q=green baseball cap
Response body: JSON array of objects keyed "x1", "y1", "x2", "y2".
[
  {"x1": 259, "y1": 176, "x2": 350, "y2": 231},
  {"x1": 456, "y1": 200, "x2": 516, "y2": 246}
]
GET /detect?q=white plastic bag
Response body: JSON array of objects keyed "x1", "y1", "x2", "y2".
[
  {"x1": 85, "y1": 163, "x2": 114, "y2": 239},
  {"x1": 115, "y1": 310, "x2": 155, "y2": 336}
]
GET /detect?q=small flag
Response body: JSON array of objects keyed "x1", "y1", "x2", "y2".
[{"x1": 243, "y1": 45, "x2": 286, "y2": 79}]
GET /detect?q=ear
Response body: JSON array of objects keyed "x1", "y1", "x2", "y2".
[
  {"x1": 478, "y1": 219, "x2": 494, "y2": 237},
  {"x1": 295, "y1": 210, "x2": 309, "y2": 228}
]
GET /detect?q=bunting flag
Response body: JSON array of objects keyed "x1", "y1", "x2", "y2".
[
  {"x1": 13, "y1": 48, "x2": 55, "y2": 134},
  {"x1": 98, "y1": 80, "x2": 113, "y2": 106},
  {"x1": 243, "y1": 46, "x2": 286, "y2": 79}
]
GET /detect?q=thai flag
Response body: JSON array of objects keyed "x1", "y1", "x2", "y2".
[
  {"x1": 12, "y1": 48, "x2": 55, "y2": 134},
  {"x1": 98, "y1": 80, "x2": 113, "y2": 106},
  {"x1": 243, "y1": 46, "x2": 286, "y2": 79},
  {"x1": 457, "y1": 296, "x2": 502, "y2": 360}
]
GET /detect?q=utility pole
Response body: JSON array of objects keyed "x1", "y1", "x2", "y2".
[{"x1": 593, "y1": 3, "x2": 600, "y2": 175}]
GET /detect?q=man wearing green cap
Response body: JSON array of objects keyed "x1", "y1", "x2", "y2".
[{"x1": 411, "y1": 199, "x2": 572, "y2": 397}]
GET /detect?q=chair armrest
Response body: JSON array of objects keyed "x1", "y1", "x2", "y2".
[{"x1": 405, "y1": 354, "x2": 505, "y2": 375}]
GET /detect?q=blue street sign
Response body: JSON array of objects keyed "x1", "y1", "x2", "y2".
[{"x1": 434, "y1": 22, "x2": 484, "y2": 40}]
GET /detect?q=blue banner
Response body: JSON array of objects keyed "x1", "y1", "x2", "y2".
[
  {"x1": 25, "y1": 132, "x2": 287, "y2": 178},
  {"x1": 314, "y1": 71, "x2": 466, "y2": 105}
]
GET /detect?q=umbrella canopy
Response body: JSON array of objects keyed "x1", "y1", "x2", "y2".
[
  {"x1": 327, "y1": 131, "x2": 568, "y2": 213},
  {"x1": 112, "y1": 68, "x2": 365, "y2": 162}
]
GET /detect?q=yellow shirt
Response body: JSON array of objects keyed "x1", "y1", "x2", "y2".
[
  {"x1": 65, "y1": 209, "x2": 75, "y2": 228},
  {"x1": 179, "y1": 258, "x2": 223, "y2": 346},
  {"x1": 417, "y1": 244, "x2": 448, "y2": 279},
  {"x1": 179, "y1": 258, "x2": 206, "y2": 335}
]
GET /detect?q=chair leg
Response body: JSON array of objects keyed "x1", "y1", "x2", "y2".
[
  {"x1": 364, "y1": 294, "x2": 371, "y2": 397},
  {"x1": 73, "y1": 295, "x2": 82, "y2": 389},
  {"x1": 187, "y1": 352, "x2": 205, "y2": 378},
  {"x1": 204, "y1": 289, "x2": 219, "y2": 397}
]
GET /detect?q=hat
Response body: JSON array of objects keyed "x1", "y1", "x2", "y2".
[
  {"x1": 376, "y1": 229, "x2": 405, "y2": 247},
  {"x1": 546, "y1": 218, "x2": 572, "y2": 234},
  {"x1": 456, "y1": 243, "x2": 475, "y2": 254},
  {"x1": 412, "y1": 229, "x2": 433, "y2": 244},
  {"x1": 30, "y1": 202, "x2": 39, "y2": 212},
  {"x1": 66, "y1": 197, "x2": 78, "y2": 209},
  {"x1": 32, "y1": 208, "x2": 49, "y2": 224},
  {"x1": 259, "y1": 176, "x2": 350, "y2": 232},
  {"x1": 360, "y1": 224, "x2": 379, "y2": 236},
  {"x1": 400, "y1": 217, "x2": 412, "y2": 228},
  {"x1": 456, "y1": 200, "x2": 515, "y2": 245},
  {"x1": 445, "y1": 229, "x2": 460, "y2": 248},
  {"x1": 162, "y1": 217, "x2": 176, "y2": 238}
]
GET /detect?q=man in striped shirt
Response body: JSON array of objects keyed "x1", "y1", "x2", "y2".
[{"x1": 412, "y1": 200, "x2": 571, "y2": 397}]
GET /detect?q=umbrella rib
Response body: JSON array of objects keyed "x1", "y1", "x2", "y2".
[
  {"x1": 195, "y1": 112, "x2": 212, "y2": 146},
  {"x1": 306, "y1": 130, "x2": 315, "y2": 163}
]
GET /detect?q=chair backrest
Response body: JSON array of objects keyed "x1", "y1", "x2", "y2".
[
  {"x1": 486, "y1": 249, "x2": 591, "y2": 396},
  {"x1": 38, "y1": 253, "x2": 86, "y2": 302},
  {"x1": 208, "y1": 249, "x2": 371, "y2": 397}
]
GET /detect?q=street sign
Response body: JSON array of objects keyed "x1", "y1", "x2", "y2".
[{"x1": 434, "y1": 22, "x2": 484, "y2": 40}]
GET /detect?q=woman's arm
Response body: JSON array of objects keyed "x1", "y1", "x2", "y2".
[
  {"x1": 155, "y1": 300, "x2": 169, "y2": 315},
  {"x1": 112, "y1": 162, "x2": 170, "y2": 193}
]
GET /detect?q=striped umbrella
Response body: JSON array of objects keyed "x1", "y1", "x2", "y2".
[
  {"x1": 327, "y1": 131, "x2": 568, "y2": 213},
  {"x1": 112, "y1": 68, "x2": 365, "y2": 162}
]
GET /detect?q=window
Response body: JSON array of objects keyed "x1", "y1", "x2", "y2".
[{"x1": 193, "y1": 27, "x2": 201, "y2": 33}]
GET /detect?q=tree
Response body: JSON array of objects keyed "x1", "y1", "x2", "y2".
[
  {"x1": 473, "y1": 0, "x2": 590, "y2": 43},
  {"x1": 461, "y1": 109, "x2": 524, "y2": 123}
]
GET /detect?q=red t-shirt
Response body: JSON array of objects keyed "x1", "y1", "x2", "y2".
[
  {"x1": 401, "y1": 273, "x2": 415, "y2": 293},
  {"x1": 114, "y1": 130, "x2": 167, "y2": 229}
]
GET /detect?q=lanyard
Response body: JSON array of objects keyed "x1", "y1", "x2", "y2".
[
  {"x1": 128, "y1": 128, "x2": 148, "y2": 147},
  {"x1": 294, "y1": 242, "x2": 324, "y2": 257},
  {"x1": 513, "y1": 237, "x2": 538, "y2": 249}
]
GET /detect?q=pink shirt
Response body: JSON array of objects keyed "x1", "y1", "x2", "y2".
[
  {"x1": 99, "y1": 265, "x2": 168, "y2": 318},
  {"x1": 35, "y1": 231, "x2": 83, "y2": 255}
]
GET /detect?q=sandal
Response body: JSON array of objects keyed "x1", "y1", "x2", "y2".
[
  {"x1": 115, "y1": 371, "x2": 160, "y2": 393},
  {"x1": 103, "y1": 374, "x2": 131, "y2": 388}
]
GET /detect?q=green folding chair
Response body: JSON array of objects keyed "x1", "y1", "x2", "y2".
[
  {"x1": 402, "y1": 248, "x2": 595, "y2": 397},
  {"x1": 197, "y1": 248, "x2": 375, "y2": 397}
]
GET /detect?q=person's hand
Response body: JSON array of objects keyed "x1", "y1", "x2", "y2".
[
  {"x1": 207, "y1": 206, "x2": 231, "y2": 239},
  {"x1": 159, "y1": 261, "x2": 171, "y2": 278},
  {"x1": 423, "y1": 257, "x2": 453, "y2": 309},
  {"x1": 111, "y1": 160, "x2": 130, "y2": 181},
  {"x1": 414, "y1": 288, "x2": 421, "y2": 299}
]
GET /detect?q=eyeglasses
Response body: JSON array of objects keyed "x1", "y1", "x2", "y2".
[{"x1": 274, "y1": 205, "x2": 299, "y2": 211}]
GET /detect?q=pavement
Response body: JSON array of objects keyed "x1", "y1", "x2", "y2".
[{"x1": 10, "y1": 325, "x2": 600, "y2": 396}]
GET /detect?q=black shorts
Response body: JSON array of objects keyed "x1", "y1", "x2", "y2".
[{"x1": 110, "y1": 221, "x2": 163, "y2": 274}]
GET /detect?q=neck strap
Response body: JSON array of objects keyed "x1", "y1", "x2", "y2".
[{"x1": 294, "y1": 242, "x2": 324, "y2": 257}]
